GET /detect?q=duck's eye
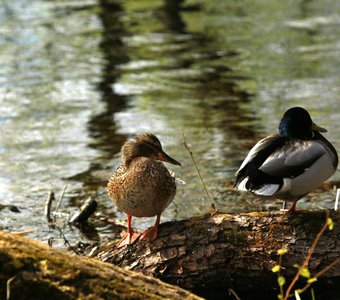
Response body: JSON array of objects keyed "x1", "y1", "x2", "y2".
[{"x1": 145, "y1": 141, "x2": 161, "y2": 151}]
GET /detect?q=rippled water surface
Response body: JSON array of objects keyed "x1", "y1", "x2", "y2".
[{"x1": 0, "y1": 0, "x2": 339, "y2": 246}]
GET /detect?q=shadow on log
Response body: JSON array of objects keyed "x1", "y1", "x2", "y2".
[
  {"x1": 94, "y1": 210, "x2": 340, "y2": 300},
  {"x1": 0, "y1": 231, "x2": 202, "y2": 300}
]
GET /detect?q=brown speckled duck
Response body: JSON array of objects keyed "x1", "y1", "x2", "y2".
[{"x1": 107, "y1": 133, "x2": 181, "y2": 247}]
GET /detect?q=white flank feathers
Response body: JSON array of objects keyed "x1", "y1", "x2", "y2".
[
  {"x1": 253, "y1": 184, "x2": 280, "y2": 196},
  {"x1": 236, "y1": 177, "x2": 249, "y2": 191}
]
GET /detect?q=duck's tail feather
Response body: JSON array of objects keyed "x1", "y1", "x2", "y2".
[{"x1": 236, "y1": 169, "x2": 284, "y2": 196}]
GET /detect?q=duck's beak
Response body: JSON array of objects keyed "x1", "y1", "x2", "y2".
[
  {"x1": 158, "y1": 150, "x2": 181, "y2": 166},
  {"x1": 312, "y1": 122, "x2": 327, "y2": 132}
]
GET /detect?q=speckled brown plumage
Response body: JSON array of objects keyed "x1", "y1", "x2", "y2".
[
  {"x1": 108, "y1": 157, "x2": 176, "y2": 218},
  {"x1": 107, "y1": 134, "x2": 181, "y2": 246}
]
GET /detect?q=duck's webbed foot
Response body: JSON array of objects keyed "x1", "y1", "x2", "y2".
[
  {"x1": 116, "y1": 230, "x2": 140, "y2": 247},
  {"x1": 140, "y1": 214, "x2": 161, "y2": 242},
  {"x1": 116, "y1": 214, "x2": 140, "y2": 247},
  {"x1": 140, "y1": 226, "x2": 159, "y2": 241}
]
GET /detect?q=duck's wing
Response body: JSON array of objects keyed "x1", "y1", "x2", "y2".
[
  {"x1": 260, "y1": 140, "x2": 326, "y2": 177},
  {"x1": 271, "y1": 135, "x2": 337, "y2": 197},
  {"x1": 235, "y1": 134, "x2": 285, "y2": 189},
  {"x1": 236, "y1": 135, "x2": 280, "y2": 174},
  {"x1": 235, "y1": 135, "x2": 335, "y2": 197}
]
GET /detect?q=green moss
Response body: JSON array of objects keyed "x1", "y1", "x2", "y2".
[
  {"x1": 9, "y1": 277, "x2": 70, "y2": 300},
  {"x1": 0, "y1": 252, "x2": 24, "y2": 274}
]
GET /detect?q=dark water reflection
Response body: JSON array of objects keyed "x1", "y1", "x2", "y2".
[{"x1": 0, "y1": 0, "x2": 339, "y2": 246}]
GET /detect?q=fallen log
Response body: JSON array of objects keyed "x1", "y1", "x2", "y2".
[
  {"x1": 0, "y1": 231, "x2": 202, "y2": 300},
  {"x1": 94, "y1": 210, "x2": 340, "y2": 299}
]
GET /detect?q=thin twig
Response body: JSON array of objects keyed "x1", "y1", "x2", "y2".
[
  {"x1": 298, "y1": 255, "x2": 340, "y2": 294},
  {"x1": 278, "y1": 254, "x2": 284, "y2": 298},
  {"x1": 55, "y1": 184, "x2": 67, "y2": 213},
  {"x1": 334, "y1": 188, "x2": 340, "y2": 211},
  {"x1": 10, "y1": 228, "x2": 37, "y2": 235},
  {"x1": 44, "y1": 191, "x2": 55, "y2": 223},
  {"x1": 54, "y1": 224, "x2": 80, "y2": 255},
  {"x1": 314, "y1": 256, "x2": 340, "y2": 278},
  {"x1": 283, "y1": 211, "x2": 330, "y2": 299},
  {"x1": 6, "y1": 276, "x2": 16, "y2": 300},
  {"x1": 228, "y1": 288, "x2": 241, "y2": 300},
  {"x1": 182, "y1": 132, "x2": 216, "y2": 211}
]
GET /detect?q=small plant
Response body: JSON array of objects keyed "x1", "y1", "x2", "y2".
[{"x1": 272, "y1": 211, "x2": 340, "y2": 299}]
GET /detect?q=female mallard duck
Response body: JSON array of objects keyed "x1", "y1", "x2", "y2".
[
  {"x1": 107, "y1": 133, "x2": 181, "y2": 247},
  {"x1": 235, "y1": 107, "x2": 338, "y2": 212}
]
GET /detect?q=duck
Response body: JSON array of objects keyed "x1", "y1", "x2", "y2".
[
  {"x1": 234, "y1": 107, "x2": 338, "y2": 212},
  {"x1": 107, "y1": 133, "x2": 181, "y2": 247}
]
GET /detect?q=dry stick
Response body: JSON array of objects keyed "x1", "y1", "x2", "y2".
[
  {"x1": 278, "y1": 253, "x2": 284, "y2": 298},
  {"x1": 335, "y1": 188, "x2": 340, "y2": 211},
  {"x1": 10, "y1": 228, "x2": 37, "y2": 235},
  {"x1": 283, "y1": 211, "x2": 330, "y2": 300},
  {"x1": 314, "y1": 256, "x2": 340, "y2": 278},
  {"x1": 54, "y1": 224, "x2": 80, "y2": 255},
  {"x1": 182, "y1": 132, "x2": 216, "y2": 211},
  {"x1": 6, "y1": 276, "x2": 16, "y2": 300},
  {"x1": 228, "y1": 288, "x2": 241, "y2": 300},
  {"x1": 55, "y1": 184, "x2": 68, "y2": 213},
  {"x1": 44, "y1": 191, "x2": 55, "y2": 223}
]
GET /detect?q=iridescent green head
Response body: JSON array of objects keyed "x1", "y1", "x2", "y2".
[{"x1": 279, "y1": 107, "x2": 327, "y2": 139}]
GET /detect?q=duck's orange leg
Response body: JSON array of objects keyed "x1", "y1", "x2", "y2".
[
  {"x1": 116, "y1": 215, "x2": 140, "y2": 247},
  {"x1": 284, "y1": 200, "x2": 304, "y2": 214},
  {"x1": 140, "y1": 214, "x2": 161, "y2": 242},
  {"x1": 287, "y1": 200, "x2": 298, "y2": 213},
  {"x1": 280, "y1": 200, "x2": 304, "y2": 215}
]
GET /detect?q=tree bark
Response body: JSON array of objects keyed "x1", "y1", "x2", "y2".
[
  {"x1": 0, "y1": 231, "x2": 202, "y2": 300},
  {"x1": 94, "y1": 210, "x2": 340, "y2": 300}
]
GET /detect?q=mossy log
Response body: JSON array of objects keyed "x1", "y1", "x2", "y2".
[
  {"x1": 0, "y1": 231, "x2": 202, "y2": 300},
  {"x1": 94, "y1": 211, "x2": 340, "y2": 299}
]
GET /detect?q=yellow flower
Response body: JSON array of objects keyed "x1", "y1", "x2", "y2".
[
  {"x1": 278, "y1": 276, "x2": 286, "y2": 287},
  {"x1": 327, "y1": 218, "x2": 334, "y2": 230},
  {"x1": 271, "y1": 265, "x2": 280, "y2": 273},
  {"x1": 300, "y1": 267, "x2": 311, "y2": 278},
  {"x1": 307, "y1": 277, "x2": 317, "y2": 284},
  {"x1": 277, "y1": 248, "x2": 288, "y2": 255}
]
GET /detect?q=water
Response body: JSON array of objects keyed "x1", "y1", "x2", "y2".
[{"x1": 0, "y1": 0, "x2": 339, "y2": 246}]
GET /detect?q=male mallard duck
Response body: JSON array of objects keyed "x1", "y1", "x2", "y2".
[
  {"x1": 234, "y1": 107, "x2": 338, "y2": 212},
  {"x1": 107, "y1": 133, "x2": 181, "y2": 247}
]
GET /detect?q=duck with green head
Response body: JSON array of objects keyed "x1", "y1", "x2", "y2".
[
  {"x1": 235, "y1": 107, "x2": 338, "y2": 212},
  {"x1": 107, "y1": 133, "x2": 181, "y2": 247}
]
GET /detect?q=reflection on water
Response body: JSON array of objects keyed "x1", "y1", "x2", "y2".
[{"x1": 0, "y1": 0, "x2": 339, "y2": 245}]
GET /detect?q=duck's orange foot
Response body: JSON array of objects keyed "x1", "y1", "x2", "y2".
[
  {"x1": 284, "y1": 209, "x2": 306, "y2": 215},
  {"x1": 116, "y1": 231, "x2": 140, "y2": 247},
  {"x1": 140, "y1": 226, "x2": 158, "y2": 242},
  {"x1": 280, "y1": 207, "x2": 306, "y2": 214}
]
